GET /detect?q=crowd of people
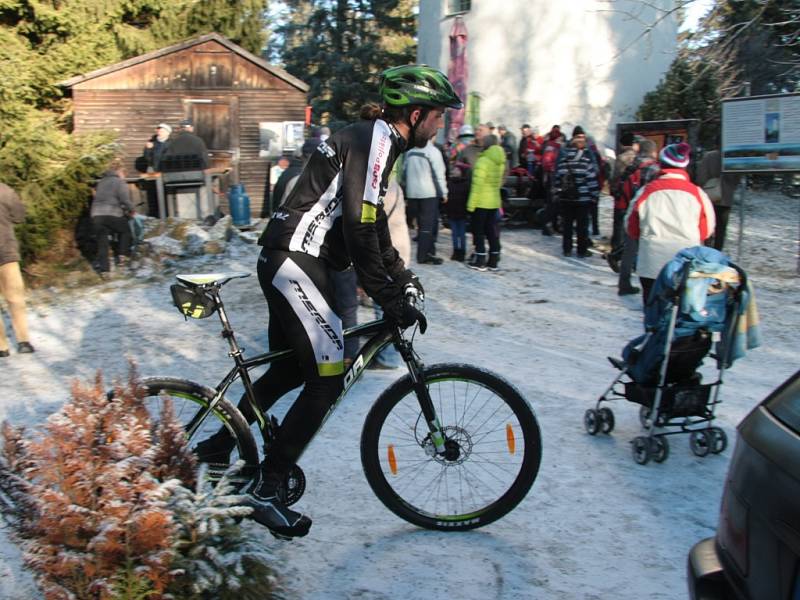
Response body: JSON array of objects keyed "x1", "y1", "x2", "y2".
[{"x1": 390, "y1": 115, "x2": 730, "y2": 304}]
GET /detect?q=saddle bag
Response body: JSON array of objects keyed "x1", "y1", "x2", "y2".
[{"x1": 170, "y1": 284, "x2": 217, "y2": 319}]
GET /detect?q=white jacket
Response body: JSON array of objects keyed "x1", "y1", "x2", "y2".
[
  {"x1": 402, "y1": 141, "x2": 448, "y2": 200},
  {"x1": 625, "y1": 168, "x2": 716, "y2": 279}
]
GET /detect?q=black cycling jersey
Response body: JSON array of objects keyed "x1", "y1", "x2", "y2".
[{"x1": 259, "y1": 119, "x2": 408, "y2": 307}]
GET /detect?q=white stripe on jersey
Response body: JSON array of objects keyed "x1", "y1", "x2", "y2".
[
  {"x1": 272, "y1": 257, "x2": 344, "y2": 366},
  {"x1": 288, "y1": 173, "x2": 342, "y2": 256},
  {"x1": 362, "y1": 119, "x2": 393, "y2": 206}
]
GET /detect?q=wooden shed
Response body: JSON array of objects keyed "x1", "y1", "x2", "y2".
[{"x1": 60, "y1": 33, "x2": 309, "y2": 217}]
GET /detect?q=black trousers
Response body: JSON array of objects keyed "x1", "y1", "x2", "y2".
[
  {"x1": 590, "y1": 199, "x2": 599, "y2": 235},
  {"x1": 639, "y1": 276, "x2": 656, "y2": 305},
  {"x1": 405, "y1": 198, "x2": 419, "y2": 230},
  {"x1": 560, "y1": 200, "x2": 591, "y2": 254},
  {"x1": 611, "y1": 207, "x2": 626, "y2": 252},
  {"x1": 241, "y1": 249, "x2": 345, "y2": 476},
  {"x1": 711, "y1": 204, "x2": 731, "y2": 251},
  {"x1": 415, "y1": 196, "x2": 440, "y2": 261},
  {"x1": 330, "y1": 268, "x2": 359, "y2": 361},
  {"x1": 542, "y1": 173, "x2": 560, "y2": 229},
  {"x1": 471, "y1": 207, "x2": 501, "y2": 254},
  {"x1": 92, "y1": 215, "x2": 131, "y2": 272}
]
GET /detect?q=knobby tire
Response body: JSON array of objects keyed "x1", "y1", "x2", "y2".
[
  {"x1": 135, "y1": 377, "x2": 259, "y2": 484},
  {"x1": 360, "y1": 364, "x2": 542, "y2": 531}
]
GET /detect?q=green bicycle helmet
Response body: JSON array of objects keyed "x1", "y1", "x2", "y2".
[{"x1": 380, "y1": 64, "x2": 463, "y2": 109}]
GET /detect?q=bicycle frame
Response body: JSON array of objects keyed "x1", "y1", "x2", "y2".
[{"x1": 183, "y1": 284, "x2": 448, "y2": 457}]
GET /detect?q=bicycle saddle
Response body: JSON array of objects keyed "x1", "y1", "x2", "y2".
[{"x1": 176, "y1": 272, "x2": 251, "y2": 289}]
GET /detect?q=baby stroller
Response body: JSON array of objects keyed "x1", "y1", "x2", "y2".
[{"x1": 585, "y1": 246, "x2": 755, "y2": 464}]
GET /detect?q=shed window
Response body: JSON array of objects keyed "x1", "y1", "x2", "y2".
[{"x1": 446, "y1": 0, "x2": 470, "y2": 15}]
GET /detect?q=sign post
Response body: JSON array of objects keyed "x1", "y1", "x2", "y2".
[{"x1": 722, "y1": 92, "x2": 800, "y2": 270}]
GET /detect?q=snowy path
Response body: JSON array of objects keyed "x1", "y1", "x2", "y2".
[{"x1": 1, "y1": 193, "x2": 797, "y2": 599}]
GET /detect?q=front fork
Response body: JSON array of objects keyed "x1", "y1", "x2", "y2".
[{"x1": 396, "y1": 334, "x2": 447, "y2": 455}]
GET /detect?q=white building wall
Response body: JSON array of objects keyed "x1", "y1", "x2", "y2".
[{"x1": 418, "y1": 0, "x2": 680, "y2": 146}]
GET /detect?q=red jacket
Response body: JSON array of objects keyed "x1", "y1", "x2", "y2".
[
  {"x1": 625, "y1": 168, "x2": 716, "y2": 279},
  {"x1": 518, "y1": 135, "x2": 543, "y2": 165}
]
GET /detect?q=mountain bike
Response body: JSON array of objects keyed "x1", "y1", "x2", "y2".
[{"x1": 134, "y1": 272, "x2": 542, "y2": 531}]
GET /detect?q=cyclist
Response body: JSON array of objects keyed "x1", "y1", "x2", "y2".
[{"x1": 197, "y1": 65, "x2": 462, "y2": 539}]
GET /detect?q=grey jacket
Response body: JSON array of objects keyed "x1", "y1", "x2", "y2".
[
  {"x1": 0, "y1": 182, "x2": 26, "y2": 266},
  {"x1": 92, "y1": 171, "x2": 133, "y2": 218},
  {"x1": 696, "y1": 150, "x2": 738, "y2": 208},
  {"x1": 402, "y1": 140, "x2": 448, "y2": 200}
]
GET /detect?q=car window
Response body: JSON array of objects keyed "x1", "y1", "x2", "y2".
[{"x1": 764, "y1": 370, "x2": 800, "y2": 434}]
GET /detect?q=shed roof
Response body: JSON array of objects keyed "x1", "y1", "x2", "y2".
[{"x1": 59, "y1": 32, "x2": 309, "y2": 92}]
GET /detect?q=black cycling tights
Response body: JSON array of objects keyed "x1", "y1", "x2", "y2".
[{"x1": 231, "y1": 249, "x2": 345, "y2": 477}]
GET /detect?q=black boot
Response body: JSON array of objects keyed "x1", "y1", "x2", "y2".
[
  {"x1": 487, "y1": 252, "x2": 500, "y2": 271},
  {"x1": 468, "y1": 252, "x2": 487, "y2": 271},
  {"x1": 243, "y1": 466, "x2": 312, "y2": 539}
]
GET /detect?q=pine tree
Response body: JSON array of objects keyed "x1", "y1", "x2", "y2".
[
  {"x1": 0, "y1": 0, "x2": 270, "y2": 269},
  {"x1": 636, "y1": 56, "x2": 723, "y2": 147},
  {"x1": 636, "y1": 0, "x2": 799, "y2": 147},
  {"x1": 706, "y1": 0, "x2": 798, "y2": 94},
  {"x1": 275, "y1": 0, "x2": 416, "y2": 129},
  {"x1": 186, "y1": 0, "x2": 270, "y2": 55}
]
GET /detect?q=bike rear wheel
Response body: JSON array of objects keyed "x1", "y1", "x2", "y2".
[
  {"x1": 361, "y1": 364, "x2": 542, "y2": 531},
  {"x1": 136, "y1": 377, "x2": 259, "y2": 486}
]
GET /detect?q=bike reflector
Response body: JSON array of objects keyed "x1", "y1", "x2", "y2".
[
  {"x1": 387, "y1": 444, "x2": 398, "y2": 475},
  {"x1": 506, "y1": 424, "x2": 516, "y2": 455},
  {"x1": 170, "y1": 284, "x2": 218, "y2": 319}
]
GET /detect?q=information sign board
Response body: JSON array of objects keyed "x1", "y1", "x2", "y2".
[{"x1": 722, "y1": 93, "x2": 800, "y2": 172}]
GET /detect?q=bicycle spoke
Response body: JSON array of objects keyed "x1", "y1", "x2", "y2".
[{"x1": 376, "y1": 376, "x2": 528, "y2": 519}]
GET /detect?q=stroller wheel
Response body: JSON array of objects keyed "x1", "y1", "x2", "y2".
[
  {"x1": 689, "y1": 430, "x2": 712, "y2": 457},
  {"x1": 584, "y1": 409, "x2": 600, "y2": 435},
  {"x1": 598, "y1": 408, "x2": 615, "y2": 434},
  {"x1": 651, "y1": 435, "x2": 670, "y2": 463},
  {"x1": 632, "y1": 436, "x2": 651, "y2": 465},
  {"x1": 709, "y1": 427, "x2": 728, "y2": 454},
  {"x1": 639, "y1": 406, "x2": 653, "y2": 429}
]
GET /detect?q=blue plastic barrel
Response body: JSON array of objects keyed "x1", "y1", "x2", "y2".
[{"x1": 228, "y1": 184, "x2": 251, "y2": 227}]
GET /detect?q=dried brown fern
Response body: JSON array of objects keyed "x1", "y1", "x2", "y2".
[{"x1": 9, "y1": 372, "x2": 176, "y2": 599}]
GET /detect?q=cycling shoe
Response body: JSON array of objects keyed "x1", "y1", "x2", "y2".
[
  {"x1": 243, "y1": 493, "x2": 312, "y2": 539},
  {"x1": 243, "y1": 468, "x2": 311, "y2": 539}
]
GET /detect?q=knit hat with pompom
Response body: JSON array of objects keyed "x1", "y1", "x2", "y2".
[{"x1": 659, "y1": 142, "x2": 691, "y2": 168}]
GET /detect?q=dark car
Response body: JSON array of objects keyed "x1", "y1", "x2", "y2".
[{"x1": 688, "y1": 369, "x2": 800, "y2": 599}]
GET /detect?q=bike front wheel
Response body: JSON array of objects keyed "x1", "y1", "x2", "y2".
[
  {"x1": 360, "y1": 364, "x2": 542, "y2": 531},
  {"x1": 135, "y1": 377, "x2": 260, "y2": 485}
]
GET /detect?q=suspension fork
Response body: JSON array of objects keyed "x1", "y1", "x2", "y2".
[{"x1": 396, "y1": 334, "x2": 447, "y2": 455}]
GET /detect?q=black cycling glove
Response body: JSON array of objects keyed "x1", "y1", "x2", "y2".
[
  {"x1": 384, "y1": 295, "x2": 427, "y2": 334},
  {"x1": 395, "y1": 269, "x2": 424, "y2": 301}
]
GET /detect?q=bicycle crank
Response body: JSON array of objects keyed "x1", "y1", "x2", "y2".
[{"x1": 278, "y1": 464, "x2": 306, "y2": 506}]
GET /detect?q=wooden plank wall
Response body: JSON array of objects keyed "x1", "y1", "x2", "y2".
[
  {"x1": 69, "y1": 41, "x2": 309, "y2": 217},
  {"x1": 238, "y1": 90, "x2": 306, "y2": 216},
  {"x1": 72, "y1": 87, "x2": 307, "y2": 218}
]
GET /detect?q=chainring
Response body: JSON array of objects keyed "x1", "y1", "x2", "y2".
[{"x1": 278, "y1": 464, "x2": 306, "y2": 506}]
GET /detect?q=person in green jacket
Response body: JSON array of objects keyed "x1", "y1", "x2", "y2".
[{"x1": 466, "y1": 134, "x2": 506, "y2": 271}]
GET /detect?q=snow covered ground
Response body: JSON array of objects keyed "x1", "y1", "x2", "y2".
[{"x1": 1, "y1": 192, "x2": 797, "y2": 599}]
